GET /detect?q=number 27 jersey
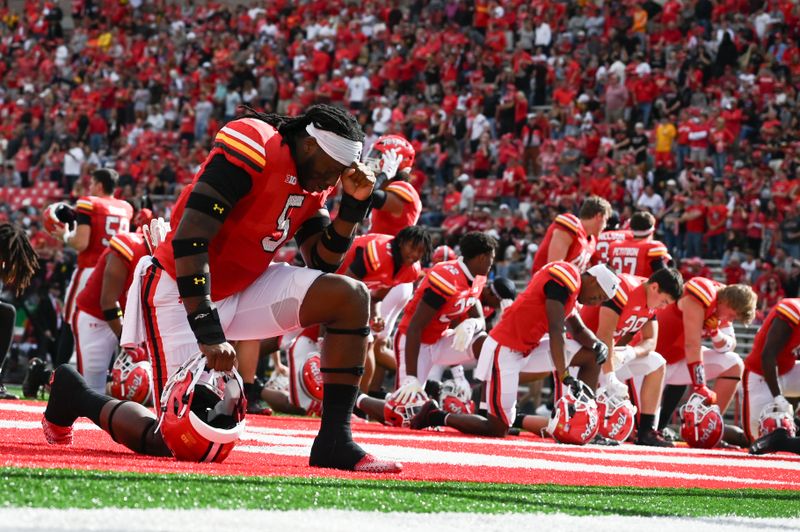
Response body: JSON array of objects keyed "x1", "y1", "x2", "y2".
[{"x1": 155, "y1": 118, "x2": 331, "y2": 300}]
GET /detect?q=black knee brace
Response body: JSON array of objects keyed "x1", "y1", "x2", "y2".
[
  {"x1": 321, "y1": 366, "x2": 366, "y2": 376},
  {"x1": 325, "y1": 326, "x2": 371, "y2": 337}
]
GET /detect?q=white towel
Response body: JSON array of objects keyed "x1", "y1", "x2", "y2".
[
  {"x1": 120, "y1": 255, "x2": 153, "y2": 348},
  {"x1": 473, "y1": 338, "x2": 495, "y2": 383}
]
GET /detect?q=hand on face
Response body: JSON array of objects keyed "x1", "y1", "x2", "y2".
[{"x1": 340, "y1": 161, "x2": 376, "y2": 200}]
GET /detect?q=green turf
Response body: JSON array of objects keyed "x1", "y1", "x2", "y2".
[{"x1": 0, "y1": 467, "x2": 796, "y2": 517}]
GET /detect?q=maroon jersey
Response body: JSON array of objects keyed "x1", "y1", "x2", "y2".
[
  {"x1": 154, "y1": 119, "x2": 332, "y2": 300},
  {"x1": 398, "y1": 259, "x2": 486, "y2": 344},
  {"x1": 607, "y1": 238, "x2": 671, "y2": 277},
  {"x1": 370, "y1": 180, "x2": 422, "y2": 236},
  {"x1": 75, "y1": 196, "x2": 133, "y2": 268},
  {"x1": 745, "y1": 299, "x2": 800, "y2": 377},
  {"x1": 76, "y1": 232, "x2": 148, "y2": 321},
  {"x1": 492, "y1": 261, "x2": 581, "y2": 353},
  {"x1": 532, "y1": 213, "x2": 595, "y2": 274},
  {"x1": 581, "y1": 274, "x2": 655, "y2": 340},
  {"x1": 338, "y1": 233, "x2": 421, "y2": 291}
]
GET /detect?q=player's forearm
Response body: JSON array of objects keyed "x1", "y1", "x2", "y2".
[
  {"x1": 684, "y1": 339, "x2": 703, "y2": 364},
  {"x1": 634, "y1": 335, "x2": 656, "y2": 357},
  {"x1": 761, "y1": 354, "x2": 782, "y2": 397},
  {"x1": 549, "y1": 332, "x2": 567, "y2": 377},
  {"x1": 404, "y1": 329, "x2": 422, "y2": 377}
]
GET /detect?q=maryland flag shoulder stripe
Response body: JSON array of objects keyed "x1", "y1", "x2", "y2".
[
  {"x1": 108, "y1": 236, "x2": 134, "y2": 262},
  {"x1": 428, "y1": 271, "x2": 457, "y2": 297},
  {"x1": 553, "y1": 214, "x2": 581, "y2": 235},
  {"x1": 685, "y1": 279, "x2": 714, "y2": 307},
  {"x1": 776, "y1": 300, "x2": 800, "y2": 326},
  {"x1": 365, "y1": 241, "x2": 381, "y2": 271},
  {"x1": 548, "y1": 263, "x2": 579, "y2": 293},
  {"x1": 214, "y1": 124, "x2": 267, "y2": 172},
  {"x1": 75, "y1": 198, "x2": 94, "y2": 214},
  {"x1": 386, "y1": 182, "x2": 417, "y2": 203}
]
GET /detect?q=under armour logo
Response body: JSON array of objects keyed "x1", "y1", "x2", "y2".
[
  {"x1": 194, "y1": 277, "x2": 206, "y2": 285},
  {"x1": 285, "y1": 175, "x2": 297, "y2": 185},
  {"x1": 213, "y1": 204, "x2": 224, "y2": 214}
]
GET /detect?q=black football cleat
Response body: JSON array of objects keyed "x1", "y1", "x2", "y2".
[
  {"x1": 409, "y1": 400, "x2": 440, "y2": 430},
  {"x1": 246, "y1": 399, "x2": 273, "y2": 416},
  {"x1": 750, "y1": 428, "x2": 789, "y2": 456},
  {"x1": 0, "y1": 383, "x2": 17, "y2": 400},
  {"x1": 22, "y1": 358, "x2": 51, "y2": 399},
  {"x1": 636, "y1": 429, "x2": 674, "y2": 448}
]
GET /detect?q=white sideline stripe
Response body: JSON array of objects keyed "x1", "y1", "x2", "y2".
[
  {"x1": 0, "y1": 509, "x2": 797, "y2": 532},
  {"x1": 236, "y1": 441, "x2": 800, "y2": 488},
  {"x1": 239, "y1": 432, "x2": 800, "y2": 472},
  {"x1": 3, "y1": 419, "x2": 797, "y2": 487},
  {"x1": 6, "y1": 418, "x2": 799, "y2": 475},
  {"x1": 0, "y1": 403, "x2": 45, "y2": 414}
]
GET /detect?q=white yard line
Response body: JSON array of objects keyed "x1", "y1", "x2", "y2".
[
  {"x1": 0, "y1": 508, "x2": 796, "y2": 532},
  {"x1": 235, "y1": 439, "x2": 800, "y2": 488}
]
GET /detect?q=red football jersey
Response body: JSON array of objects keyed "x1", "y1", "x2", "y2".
[
  {"x1": 397, "y1": 259, "x2": 486, "y2": 344},
  {"x1": 745, "y1": 299, "x2": 800, "y2": 377},
  {"x1": 580, "y1": 274, "x2": 655, "y2": 341},
  {"x1": 337, "y1": 233, "x2": 421, "y2": 291},
  {"x1": 656, "y1": 277, "x2": 725, "y2": 364},
  {"x1": 369, "y1": 180, "x2": 422, "y2": 236},
  {"x1": 492, "y1": 261, "x2": 582, "y2": 353},
  {"x1": 531, "y1": 213, "x2": 595, "y2": 274},
  {"x1": 155, "y1": 118, "x2": 332, "y2": 300},
  {"x1": 76, "y1": 232, "x2": 148, "y2": 321},
  {"x1": 607, "y1": 238, "x2": 671, "y2": 278},
  {"x1": 75, "y1": 196, "x2": 134, "y2": 268},
  {"x1": 593, "y1": 229, "x2": 632, "y2": 263}
]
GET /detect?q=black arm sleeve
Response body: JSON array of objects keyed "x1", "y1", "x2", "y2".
[
  {"x1": 348, "y1": 247, "x2": 367, "y2": 279},
  {"x1": 197, "y1": 154, "x2": 253, "y2": 205},
  {"x1": 601, "y1": 297, "x2": 624, "y2": 315},
  {"x1": 544, "y1": 280, "x2": 570, "y2": 305},
  {"x1": 76, "y1": 212, "x2": 91, "y2": 225},
  {"x1": 422, "y1": 288, "x2": 448, "y2": 310},
  {"x1": 294, "y1": 215, "x2": 331, "y2": 247},
  {"x1": 649, "y1": 257, "x2": 666, "y2": 273}
]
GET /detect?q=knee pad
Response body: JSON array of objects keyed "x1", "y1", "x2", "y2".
[
  {"x1": 325, "y1": 326, "x2": 370, "y2": 337},
  {"x1": 321, "y1": 366, "x2": 365, "y2": 377}
]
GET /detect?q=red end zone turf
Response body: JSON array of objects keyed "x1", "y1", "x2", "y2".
[{"x1": 1, "y1": 401, "x2": 799, "y2": 490}]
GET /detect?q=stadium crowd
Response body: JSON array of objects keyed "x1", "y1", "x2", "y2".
[{"x1": 0, "y1": 0, "x2": 799, "y2": 366}]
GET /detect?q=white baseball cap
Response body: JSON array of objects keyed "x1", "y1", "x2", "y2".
[{"x1": 587, "y1": 264, "x2": 621, "y2": 299}]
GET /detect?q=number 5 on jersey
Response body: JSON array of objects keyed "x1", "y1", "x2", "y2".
[{"x1": 262, "y1": 195, "x2": 306, "y2": 252}]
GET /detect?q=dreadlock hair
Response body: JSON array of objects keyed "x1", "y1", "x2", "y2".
[
  {"x1": 237, "y1": 104, "x2": 364, "y2": 149},
  {"x1": 0, "y1": 223, "x2": 39, "y2": 295},
  {"x1": 395, "y1": 225, "x2": 433, "y2": 263}
]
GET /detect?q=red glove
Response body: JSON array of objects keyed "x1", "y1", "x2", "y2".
[{"x1": 688, "y1": 361, "x2": 717, "y2": 404}]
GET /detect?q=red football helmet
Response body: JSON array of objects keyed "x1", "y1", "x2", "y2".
[
  {"x1": 439, "y1": 379, "x2": 474, "y2": 415},
  {"x1": 365, "y1": 134, "x2": 416, "y2": 175},
  {"x1": 42, "y1": 202, "x2": 72, "y2": 235},
  {"x1": 383, "y1": 389, "x2": 428, "y2": 428},
  {"x1": 595, "y1": 389, "x2": 637, "y2": 443},
  {"x1": 110, "y1": 346, "x2": 154, "y2": 405},
  {"x1": 432, "y1": 245, "x2": 456, "y2": 265},
  {"x1": 300, "y1": 353, "x2": 324, "y2": 402},
  {"x1": 679, "y1": 393, "x2": 724, "y2": 448},
  {"x1": 159, "y1": 353, "x2": 247, "y2": 462},
  {"x1": 546, "y1": 382, "x2": 599, "y2": 445},
  {"x1": 758, "y1": 402, "x2": 797, "y2": 439}
]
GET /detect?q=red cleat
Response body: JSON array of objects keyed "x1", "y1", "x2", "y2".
[
  {"x1": 352, "y1": 454, "x2": 403, "y2": 474},
  {"x1": 41, "y1": 416, "x2": 73, "y2": 446}
]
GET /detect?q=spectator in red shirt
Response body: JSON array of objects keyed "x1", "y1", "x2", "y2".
[
  {"x1": 705, "y1": 190, "x2": 729, "y2": 259},
  {"x1": 681, "y1": 195, "x2": 707, "y2": 258}
]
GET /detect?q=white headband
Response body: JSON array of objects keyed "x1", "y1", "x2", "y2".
[
  {"x1": 631, "y1": 228, "x2": 655, "y2": 238},
  {"x1": 305, "y1": 123, "x2": 363, "y2": 166},
  {"x1": 587, "y1": 264, "x2": 621, "y2": 299}
]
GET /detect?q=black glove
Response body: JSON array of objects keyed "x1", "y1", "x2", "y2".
[
  {"x1": 562, "y1": 375, "x2": 595, "y2": 400},
  {"x1": 591, "y1": 341, "x2": 609, "y2": 365}
]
